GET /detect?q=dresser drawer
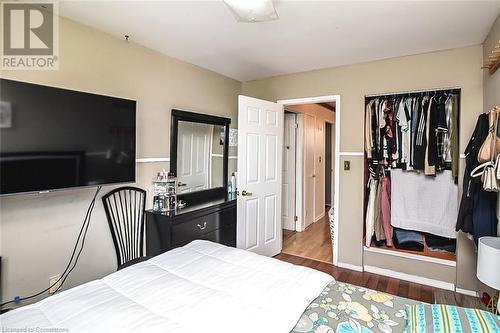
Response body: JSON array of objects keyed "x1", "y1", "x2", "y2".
[
  {"x1": 172, "y1": 207, "x2": 235, "y2": 246},
  {"x1": 199, "y1": 224, "x2": 236, "y2": 247}
]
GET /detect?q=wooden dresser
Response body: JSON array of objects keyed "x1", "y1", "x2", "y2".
[{"x1": 146, "y1": 190, "x2": 236, "y2": 256}]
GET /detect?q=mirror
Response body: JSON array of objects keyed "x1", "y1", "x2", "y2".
[{"x1": 170, "y1": 110, "x2": 230, "y2": 195}]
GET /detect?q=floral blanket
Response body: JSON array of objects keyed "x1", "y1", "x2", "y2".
[{"x1": 292, "y1": 281, "x2": 418, "y2": 333}]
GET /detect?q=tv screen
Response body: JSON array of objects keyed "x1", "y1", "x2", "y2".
[{"x1": 0, "y1": 79, "x2": 136, "y2": 195}]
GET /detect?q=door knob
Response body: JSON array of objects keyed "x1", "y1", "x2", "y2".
[
  {"x1": 241, "y1": 190, "x2": 253, "y2": 196},
  {"x1": 177, "y1": 182, "x2": 187, "y2": 187}
]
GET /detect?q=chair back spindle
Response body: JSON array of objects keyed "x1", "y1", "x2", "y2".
[{"x1": 102, "y1": 187, "x2": 146, "y2": 269}]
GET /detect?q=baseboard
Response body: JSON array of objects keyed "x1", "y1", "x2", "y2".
[
  {"x1": 455, "y1": 288, "x2": 479, "y2": 297},
  {"x1": 364, "y1": 265, "x2": 455, "y2": 291},
  {"x1": 337, "y1": 262, "x2": 363, "y2": 272},
  {"x1": 314, "y1": 213, "x2": 326, "y2": 223}
]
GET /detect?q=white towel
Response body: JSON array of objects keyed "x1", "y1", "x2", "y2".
[{"x1": 391, "y1": 169, "x2": 458, "y2": 239}]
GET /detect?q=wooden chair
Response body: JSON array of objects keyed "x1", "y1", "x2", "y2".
[{"x1": 102, "y1": 186, "x2": 149, "y2": 270}]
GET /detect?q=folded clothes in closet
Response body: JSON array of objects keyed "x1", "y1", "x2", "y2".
[
  {"x1": 391, "y1": 169, "x2": 458, "y2": 239},
  {"x1": 393, "y1": 228, "x2": 424, "y2": 251},
  {"x1": 425, "y1": 233, "x2": 456, "y2": 253}
]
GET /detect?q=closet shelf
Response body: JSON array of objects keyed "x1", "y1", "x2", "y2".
[{"x1": 365, "y1": 239, "x2": 456, "y2": 263}]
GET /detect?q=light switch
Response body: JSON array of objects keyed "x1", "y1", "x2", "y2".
[{"x1": 344, "y1": 160, "x2": 351, "y2": 171}]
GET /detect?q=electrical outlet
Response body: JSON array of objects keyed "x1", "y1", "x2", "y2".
[{"x1": 49, "y1": 275, "x2": 61, "y2": 294}]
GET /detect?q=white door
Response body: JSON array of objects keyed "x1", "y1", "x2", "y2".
[
  {"x1": 304, "y1": 114, "x2": 315, "y2": 229},
  {"x1": 177, "y1": 122, "x2": 211, "y2": 193},
  {"x1": 237, "y1": 95, "x2": 283, "y2": 256},
  {"x1": 282, "y1": 113, "x2": 296, "y2": 231}
]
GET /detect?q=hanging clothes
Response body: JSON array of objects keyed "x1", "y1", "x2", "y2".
[
  {"x1": 379, "y1": 175, "x2": 393, "y2": 246},
  {"x1": 365, "y1": 177, "x2": 379, "y2": 247},
  {"x1": 374, "y1": 177, "x2": 385, "y2": 243},
  {"x1": 457, "y1": 113, "x2": 489, "y2": 235},
  {"x1": 365, "y1": 99, "x2": 374, "y2": 159},
  {"x1": 365, "y1": 89, "x2": 461, "y2": 250},
  {"x1": 449, "y1": 95, "x2": 459, "y2": 178},
  {"x1": 365, "y1": 92, "x2": 459, "y2": 174},
  {"x1": 413, "y1": 96, "x2": 429, "y2": 171},
  {"x1": 424, "y1": 96, "x2": 436, "y2": 176},
  {"x1": 457, "y1": 111, "x2": 499, "y2": 244},
  {"x1": 472, "y1": 189, "x2": 498, "y2": 244}
]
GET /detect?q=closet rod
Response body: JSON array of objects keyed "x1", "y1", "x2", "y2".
[{"x1": 365, "y1": 86, "x2": 461, "y2": 98}]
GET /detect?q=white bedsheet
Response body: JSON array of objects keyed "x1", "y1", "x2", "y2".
[{"x1": 1, "y1": 240, "x2": 333, "y2": 333}]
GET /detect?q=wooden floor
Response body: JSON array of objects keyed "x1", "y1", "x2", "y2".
[
  {"x1": 282, "y1": 210, "x2": 333, "y2": 263},
  {"x1": 275, "y1": 252, "x2": 484, "y2": 308}
]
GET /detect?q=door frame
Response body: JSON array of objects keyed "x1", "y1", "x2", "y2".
[
  {"x1": 324, "y1": 120, "x2": 334, "y2": 208},
  {"x1": 282, "y1": 112, "x2": 298, "y2": 231},
  {"x1": 277, "y1": 95, "x2": 340, "y2": 266}
]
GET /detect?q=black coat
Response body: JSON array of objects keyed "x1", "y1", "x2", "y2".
[{"x1": 456, "y1": 113, "x2": 489, "y2": 234}]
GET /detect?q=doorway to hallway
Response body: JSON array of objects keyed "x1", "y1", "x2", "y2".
[{"x1": 282, "y1": 206, "x2": 332, "y2": 263}]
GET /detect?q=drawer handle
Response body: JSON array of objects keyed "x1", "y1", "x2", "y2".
[{"x1": 197, "y1": 222, "x2": 207, "y2": 230}]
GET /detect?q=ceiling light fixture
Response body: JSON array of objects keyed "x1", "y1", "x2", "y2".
[{"x1": 223, "y1": 0, "x2": 278, "y2": 23}]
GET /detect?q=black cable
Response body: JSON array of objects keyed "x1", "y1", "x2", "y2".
[
  {"x1": 0, "y1": 186, "x2": 102, "y2": 308},
  {"x1": 54, "y1": 188, "x2": 99, "y2": 294}
]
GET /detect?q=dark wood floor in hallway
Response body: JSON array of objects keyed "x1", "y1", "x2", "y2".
[
  {"x1": 275, "y1": 253, "x2": 485, "y2": 309},
  {"x1": 282, "y1": 210, "x2": 333, "y2": 263}
]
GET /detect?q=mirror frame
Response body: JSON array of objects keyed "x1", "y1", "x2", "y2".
[{"x1": 170, "y1": 109, "x2": 231, "y2": 195}]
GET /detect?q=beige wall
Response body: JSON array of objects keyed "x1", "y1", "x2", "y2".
[
  {"x1": 0, "y1": 17, "x2": 240, "y2": 304},
  {"x1": 484, "y1": 14, "x2": 500, "y2": 110},
  {"x1": 242, "y1": 45, "x2": 484, "y2": 291}
]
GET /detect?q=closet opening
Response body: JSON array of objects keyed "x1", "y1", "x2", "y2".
[
  {"x1": 280, "y1": 101, "x2": 336, "y2": 264},
  {"x1": 363, "y1": 88, "x2": 460, "y2": 263}
]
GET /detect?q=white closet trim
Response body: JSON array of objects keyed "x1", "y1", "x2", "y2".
[
  {"x1": 136, "y1": 157, "x2": 170, "y2": 163},
  {"x1": 337, "y1": 262, "x2": 364, "y2": 272},
  {"x1": 364, "y1": 265, "x2": 455, "y2": 291},
  {"x1": 455, "y1": 288, "x2": 479, "y2": 297},
  {"x1": 211, "y1": 154, "x2": 238, "y2": 160},
  {"x1": 339, "y1": 151, "x2": 364, "y2": 156}
]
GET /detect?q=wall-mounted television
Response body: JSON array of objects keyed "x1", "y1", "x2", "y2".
[{"x1": 0, "y1": 79, "x2": 136, "y2": 195}]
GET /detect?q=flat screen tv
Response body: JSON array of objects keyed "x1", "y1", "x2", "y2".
[{"x1": 0, "y1": 79, "x2": 136, "y2": 195}]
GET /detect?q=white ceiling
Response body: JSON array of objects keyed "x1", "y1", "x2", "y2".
[{"x1": 59, "y1": 1, "x2": 500, "y2": 82}]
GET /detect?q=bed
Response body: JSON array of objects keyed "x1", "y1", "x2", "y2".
[
  {"x1": 293, "y1": 281, "x2": 415, "y2": 333},
  {"x1": 2, "y1": 240, "x2": 498, "y2": 333}
]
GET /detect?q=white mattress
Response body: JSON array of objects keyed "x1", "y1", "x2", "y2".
[{"x1": 1, "y1": 240, "x2": 333, "y2": 333}]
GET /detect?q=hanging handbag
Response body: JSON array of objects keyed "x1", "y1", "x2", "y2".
[
  {"x1": 471, "y1": 161, "x2": 499, "y2": 192},
  {"x1": 478, "y1": 108, "x2": 500, "y2": 163},
  {"x1": 472, "y1": 109, "x2": 500, "y2": 192}
]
